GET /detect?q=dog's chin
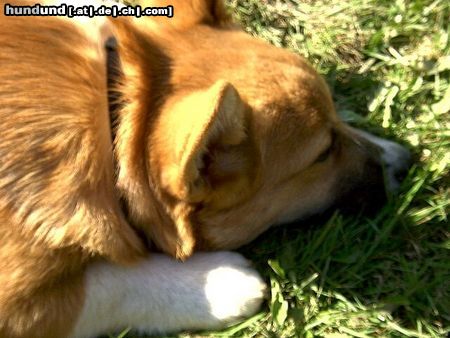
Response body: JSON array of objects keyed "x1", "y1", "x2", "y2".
[
  {"x1": 287, "y1": 173, "x2": 397, "y2": 228},
  {"x1": 286, "y1": 197, "x2": 384, "y2": 231},
  {"x1": 332, "y1": 184, "x2": 387, "y2": 217},
  {"x1": 333, "y1": 167, "x2": 388, "y2": 217}
]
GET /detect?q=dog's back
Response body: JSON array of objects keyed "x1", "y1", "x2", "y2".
[{"x1": 0, "y1": 5, "x2": 145, "y2": 337}]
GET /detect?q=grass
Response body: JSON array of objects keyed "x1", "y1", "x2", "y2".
[{"x1": 116, "y1": 0, "x2": 449, "y2": 337}]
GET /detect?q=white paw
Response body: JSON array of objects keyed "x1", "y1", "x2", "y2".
[
  {"x1": 201, "y1": 252, "x2": 267, "y2": 323},
  {"x1": 71, "y1": 252, "x2": 266, "y2": 337}
]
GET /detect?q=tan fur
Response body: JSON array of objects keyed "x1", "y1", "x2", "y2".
[{"x1": 0, "y1": 0, "x2": 388, "y2": 337}]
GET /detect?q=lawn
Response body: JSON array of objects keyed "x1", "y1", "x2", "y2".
[{"x1": 116, "y1": 0, "x2": 449, "y2": 337}]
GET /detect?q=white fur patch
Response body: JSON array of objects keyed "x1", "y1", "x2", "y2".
[
  {"x1": 353, "y1": 129, "x2": 411, "y2": 190},
  {"x1": 70, "y1": 252, "x2": 266, "y2": 338}
]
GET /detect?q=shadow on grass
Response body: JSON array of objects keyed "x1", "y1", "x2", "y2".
[{"x1": 232, "y1": 69, "x2": 448, "y2": 336}]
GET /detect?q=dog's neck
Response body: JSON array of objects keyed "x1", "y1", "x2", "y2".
[{"x1": 103, "y1": 26, "x2": 195, "y2": 259}]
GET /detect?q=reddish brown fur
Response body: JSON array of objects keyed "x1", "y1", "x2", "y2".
[
  {"x1": 0, "y1": 4, "x2": 148, "y2": 336},
  {"x1": 0, "y1": 1, "x2": 385, "y2": 337}
]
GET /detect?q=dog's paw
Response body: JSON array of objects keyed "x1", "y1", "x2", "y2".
[
  {"x1": 199, "y1": 252, "x2": 267, "y2": 324},
  {"x1": 72, "y1": 251, "x2": 266, "y2": 337}
]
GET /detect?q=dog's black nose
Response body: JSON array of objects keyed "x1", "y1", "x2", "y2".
[
  {"x1": 348, "y1": 129, "x2": 412, "y2": 193},
  {"x1": 383, "y1": 145, "x2": 412, "y2": 191}
]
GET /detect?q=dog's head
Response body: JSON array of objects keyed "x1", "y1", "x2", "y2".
[{"x1": 113, "y1": 0, "x2": 410, "y2": 258}]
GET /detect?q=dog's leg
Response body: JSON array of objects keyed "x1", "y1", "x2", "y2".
[{"x1": 70, "y1": 252, "x2": 266, "y2": 338}]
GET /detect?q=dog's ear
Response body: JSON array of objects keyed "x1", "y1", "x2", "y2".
[
  {"x1": 153, "y1": 80, "x2": 247, "y2": 203},
  {"x1": 138, "y1": 0, "x2": 232, "y2": 27}
]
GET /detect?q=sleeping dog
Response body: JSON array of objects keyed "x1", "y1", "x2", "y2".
[{"x1": 0, "y1": 0, "x2": 410, "y2": 337}]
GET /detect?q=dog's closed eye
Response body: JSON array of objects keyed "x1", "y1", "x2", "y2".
[{"x1": 314, "y1": 131, "x2": 336, "y2": 164}]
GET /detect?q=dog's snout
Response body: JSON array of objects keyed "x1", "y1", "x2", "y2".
[
  {"x1": 379, "y1": 140, "x2": 411, "y2": 191},
  {"x1": 386, "y1": 146, "x2": 411, "y2": 182},
  {"x1": 332, "y1": 128, "x2": 413, "y2": 216},
  {"x1": 393, "y1": 162, "x2": 409, "y2": 184},
  {"x1": 351, "y1": 129, "x2": 412, "y2": 191},
  {"x1": 335, "y1": 158, "x2": 387, "y2": 215}
]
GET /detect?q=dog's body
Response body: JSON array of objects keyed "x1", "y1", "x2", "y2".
[{"x1": 0, "y1": 1, "x2": 410, "y2": 337}]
